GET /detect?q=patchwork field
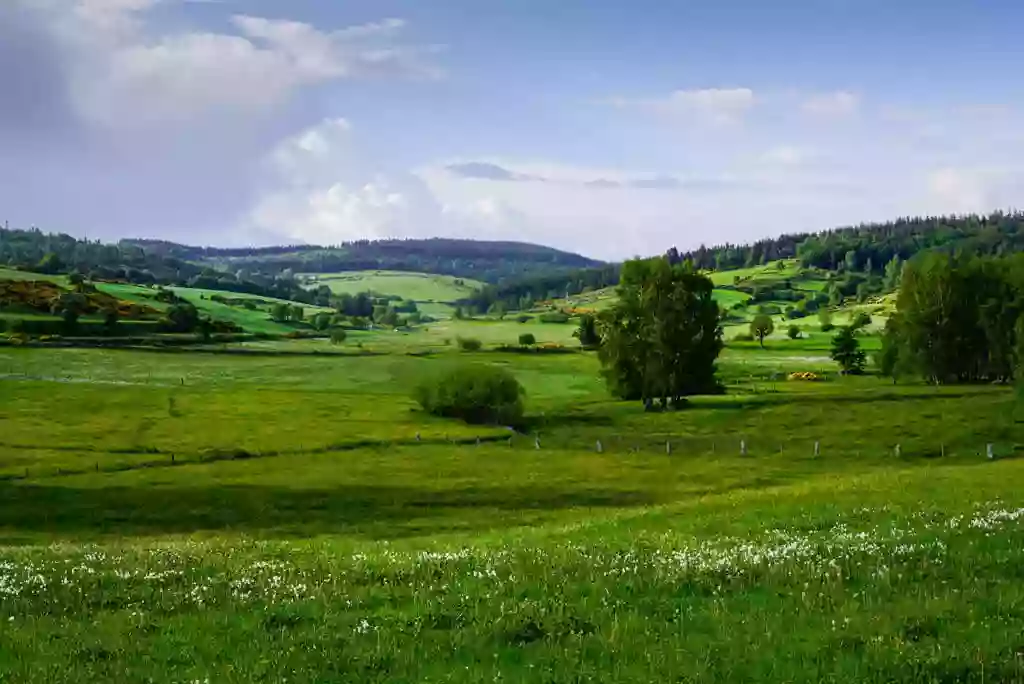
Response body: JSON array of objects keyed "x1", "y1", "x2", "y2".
[{"x1": 2, "y1": 337, "x2": 1023, "y2": 682}]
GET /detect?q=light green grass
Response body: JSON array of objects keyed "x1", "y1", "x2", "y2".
[{"x1": 303, "y1": 271, "x2": 484, "y2": 306}]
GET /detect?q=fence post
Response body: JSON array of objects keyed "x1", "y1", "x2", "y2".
[
  {"x1": 814, "y1": 441, "x2": 820, "y2": 457},
  {"x1": 666, "y1": 441, "x2": 672, "y2": 455},
  {"x1": 894, "y1": 444, "x2": 901, "y2": 458},
  {"x1": 987, "y1": 444, "x2": 994, "y2": 460},
  {"x1": 534, "y1": 436, "x2": 541, "y2": 450},
  {"x1": 596, "y1": 440, "x2": 603, "y2": 453},
  {"x1": 740, "y1": 440, "x2": 747, "y2": 457}
]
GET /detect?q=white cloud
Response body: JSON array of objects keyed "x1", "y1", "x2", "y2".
[
  {"x1": 247, "y1": 118, "x2": 444, "y2": 245},
  {"x1": 801, "y1": 90, "x2": 860, "y2": 117},
  {"x1": 610, "y1": 87, "x2": 756, "y2": 125},
  {"x1": 36, "y1": 0, "x2": 439, "y2": 128}
]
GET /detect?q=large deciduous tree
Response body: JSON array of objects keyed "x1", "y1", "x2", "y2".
[
  {"x1": 597, "y1": 256, "x2": 722, "y2": 410},
  {"x1": 890, "y1": 252, "x2": 1024, "y2": 383},
  {"x1": 749, "y1": 314, "x2": 774, "y2": 348}
]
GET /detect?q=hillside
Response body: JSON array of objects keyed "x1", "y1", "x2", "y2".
[
  {"x1": 123, "y1": 237, "x2": 602, "y2": 283},
  {"x1": 460, "y1": 211, "x2": 1024, "y2": 317}
]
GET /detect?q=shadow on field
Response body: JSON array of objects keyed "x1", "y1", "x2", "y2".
[{"x1": 0, "y1": 482, "x2": 655, "y2": 542}]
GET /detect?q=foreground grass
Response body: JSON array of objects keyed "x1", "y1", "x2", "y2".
[{"x1": 2, "y1": 462, "x2": 1023, "y2": 682}]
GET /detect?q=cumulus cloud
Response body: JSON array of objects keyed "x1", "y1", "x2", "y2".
[
  {"x1": 0, "y1": 1, "x2": 441, "y2": 245},
  {"x1": 247, "y1": 118, "x2": 444, "y2": 245}
]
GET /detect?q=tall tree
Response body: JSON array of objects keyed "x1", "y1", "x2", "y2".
[
  {"x1": 573, "y1": 314, "x2": 600, "y2": 349},
  {"x1": 830, "y1": 326, "x2": 866, "y2": 375},
  {"x1": 597, "y1": 257, "x2": 722, "y2": 409},
  {"x1": 749, "y1": 314, "x2": 774, "y2": 348}
]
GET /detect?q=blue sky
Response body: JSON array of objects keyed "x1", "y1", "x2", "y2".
[{"x1": 3, "y1": 0, "x2": 1023, "y2": 259}]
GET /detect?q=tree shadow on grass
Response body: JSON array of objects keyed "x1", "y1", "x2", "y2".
[{"x1": 0, "y1": 482, "x2": 656, "y2": 544}]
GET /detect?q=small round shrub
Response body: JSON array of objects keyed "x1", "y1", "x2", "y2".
[
  {"x1": 414, "y1": 363, "x2": 525, "y2": 426},
  {"x1": 518, "y1": 333, "x2": 536, "y2": 346},
  {"x1": 787, "y1": 324, "x2": 802, "y2": 339},
  {"x1": 457, "y1": 336, "x2": 482, "y2": 352},
  {"x1": 329, "y1": 328, "x2": 347, "y2": 345}
]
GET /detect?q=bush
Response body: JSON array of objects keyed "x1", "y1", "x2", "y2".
[
  {"x1": 787, "y1": 324, "x2": 802, "y2": 339},
  {"x1": 518, "y1": 333, "x2": 536, "y2": 346},
  {"x1": 414, "y1": 363, "x2": 525, "y2": 426},
  {"x1": 329, "y1": 328, "x2": 347, "y2": 345},
  {"x1": 457, "y1": 336, "x2": 482, "y2": 352},
  {"x1": 537, "y1": 312, "x2": 570, "y2": 324},
  {"x1": 516, "y1": 314, "x2": 532, "y2": 323},
  {"x1": 731, "y1": 332, "x2": 754, "y2": 342}
]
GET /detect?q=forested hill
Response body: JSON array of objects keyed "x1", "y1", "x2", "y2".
[
  {"x1": 121, "y1": 237, "x2": 602, "y2": 282},
  {"x1": 462, "y1": 211, "x2": 1024, "y2": 312}
]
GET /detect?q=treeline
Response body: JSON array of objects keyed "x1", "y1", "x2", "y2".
[
  {"x1": 679, "y1": 211, "x2": 1024, "y2": 275},
  {"x1": 1, "y1": 227, "x2": 206, "y2": 284},
  {"x1": 123, "y1": 237, "x2": 602, "y2": 283},
  {"x1": 881, "y1": 252, "x2": 1024, "y2": 384},
  {"x1": 459, "y1": 264, "x2": 621, "y2": 313}
]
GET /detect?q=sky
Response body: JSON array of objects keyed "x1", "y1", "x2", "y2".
[{"x1": 3, "y1": 0, "x2": 1024, "y2": 260}]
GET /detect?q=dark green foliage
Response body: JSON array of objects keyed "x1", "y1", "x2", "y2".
[
  {"x1": 457, "y1": 337, "x2": 482, "y2": 352},
  {"x1": 270, "y1": 303, "x2": 290, "y2": 323},
  {"x1": 573, "y1": 314, "x2": 600, "y2": 349},
  {"x1": 830, "y1": 327, "x2": 866, "y2": 375},
  {"x1": 35, "y1": 252, "x2": 65, "y2": 274},
  {"x1": 598, "y1": 257, "x2": 722, "y2": 408},
  {"x1": 102, "y1": 309, "x2": 119, "y2": 335},
  {"x1": 413, "y1": 363, "x2": 524, "y2": 426},
  {"x1": 889, "y1": 252, "x2": 1024, "y2": 383},
  {"x1": 329, "y1": 328, "x2": 347, "y2": 345},
  {"x1": 850, "y1": 312, "x2": 872, "y2": 330},
  {"x1": 750, "y1": 315, "x2": 774, "y2": 348},
  {"x1": 518, "y1": 333, "x2": 536, "y2": 346},
  {"x1": 787, "y1": 325, "x2": 801, "y2": 340},
  {"x1": 515, "y1": 314, "x2": 531, "y2": 323},
  {"x1": 538, "y1": 312, "x2": 570, "y2": 324},
  {"x1": 312, "y1": 313, "x2": 333, "y2": 331},
  {"x1": 162, "y1": 304, "x2": 200, "y2": 333}
]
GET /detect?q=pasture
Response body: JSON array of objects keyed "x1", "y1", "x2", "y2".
[
  {"x1": 2, "y1": 337, "x2": 1024, "y2": 682},
  {"x1": 302, "y1": 271, "x2": 484, "y2": 315}
]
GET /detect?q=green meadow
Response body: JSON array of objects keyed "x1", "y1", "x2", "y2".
[{"x1": 2, "y1": 333, "x2": 1024, "y2": 682}]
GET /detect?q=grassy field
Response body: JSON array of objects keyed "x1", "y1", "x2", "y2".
[
  {"x1": 3, "y1": 332, "x2": 1024, "y2": 681},
  {"x1": 303, "y1": 271, "x2": 484, "y2": 315}
]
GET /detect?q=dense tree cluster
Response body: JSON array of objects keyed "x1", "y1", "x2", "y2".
[
  {"x1": 881, "y1": 252, "x2": 1024, "y2": 384},
  {"x1": 597, "y1": 256, "x2": 723, "y2": 409}
]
